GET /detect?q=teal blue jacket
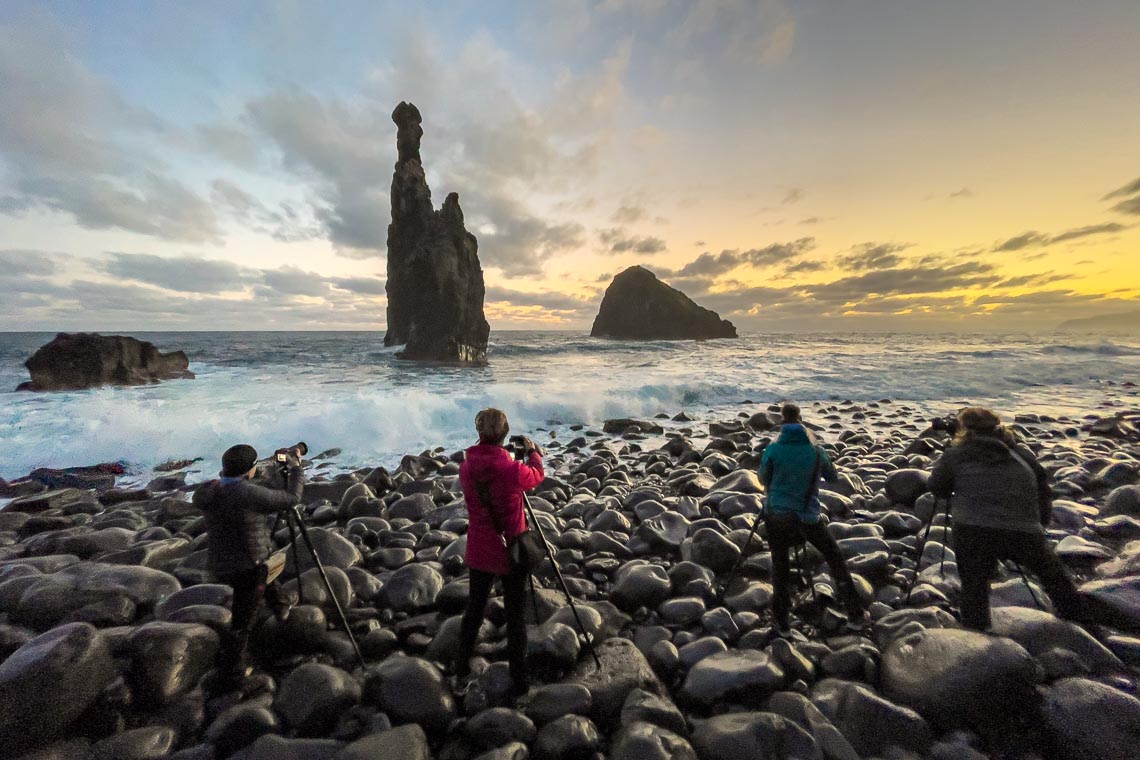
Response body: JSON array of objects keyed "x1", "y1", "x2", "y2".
[{"x1": 758, "y1": 424, "x2": 838, "y2": 523}]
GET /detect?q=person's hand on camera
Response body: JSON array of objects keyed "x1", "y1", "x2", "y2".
[
  {"x1": 522, "y1": 437, "x2": 544, "y2": 457},
  {"x1": 284, "y1": 447, "x2": 303, "y2": 467}
]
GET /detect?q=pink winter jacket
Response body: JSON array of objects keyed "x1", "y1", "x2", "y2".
[{"x1": 459, "y1": 443, "x2": 545, "y2": 575}]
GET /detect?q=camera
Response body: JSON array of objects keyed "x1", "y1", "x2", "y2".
[
  {"x1": 507, "y1": 435, "x2": 529, "y2": 461},
  {"x1": 275, "y1": 441, "x2": 309, "y2": 467},
  {"x1": 929, "y1": 417, "x2": 959, "y2": 436}
]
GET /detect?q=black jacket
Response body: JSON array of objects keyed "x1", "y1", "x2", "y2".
[
  {"x1": 194, "y1": 464, "x2": 304, "y2": 576},
  {"x1": 928, "y1": 437, "x2": 1051, "y2": 533}
]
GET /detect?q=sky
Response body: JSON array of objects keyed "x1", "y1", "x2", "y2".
[{"x1": 1, "y1": 0, "x2": 1139, "y2": 333}]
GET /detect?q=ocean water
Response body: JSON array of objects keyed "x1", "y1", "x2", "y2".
[{"x1": 1, "y1": 331, "x2": 1138, "y2": 482}]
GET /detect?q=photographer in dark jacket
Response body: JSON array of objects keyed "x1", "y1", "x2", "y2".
[
  {"x1": 194, "y1": 443, "x2": 304, "y2": 686},
  {"x1": 928, "y1": 407, "x2": 1081, "y2": 631}
]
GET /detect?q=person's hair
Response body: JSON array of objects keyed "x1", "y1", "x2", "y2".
[
  {"x1": 954, "y1": 407, "x2": 1015, "y2": 446},
  {"x1": 780, "y1": 403, "x2": 802, "y2": 424},
  {"x1": 221, "y1": 444, "x2": 258, "y2": 477},
  {"x1": 475, "y1": 408, "x2": 510, "y2": 444}
]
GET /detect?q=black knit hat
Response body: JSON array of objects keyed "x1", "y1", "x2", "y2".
[{"x1": 221, "y1": 444, "x2": 258, "y2": 477}]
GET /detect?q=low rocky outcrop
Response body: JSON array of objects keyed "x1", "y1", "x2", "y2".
[
  {"x1": 591, "y1": 266, "x2": 737, "y2": 340},
  {"x1": 17, "y1": 333, "x2": 194, "y2": 391},
  {"x1": 384, "y1": 102, "x2": 490, "y2": 363}
]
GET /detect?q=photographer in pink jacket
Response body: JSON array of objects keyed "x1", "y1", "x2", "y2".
[{"x1": 454, "y1": 408, "x2": 544, "y2": 695}]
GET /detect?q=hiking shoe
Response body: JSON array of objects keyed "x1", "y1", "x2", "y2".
[{"x1": 774, "y1": 624, "x2": 796, "y2": 640}]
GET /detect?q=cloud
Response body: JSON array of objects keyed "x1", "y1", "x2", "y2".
[
  {"x1": 0, "y1": 21, "x2": 220, "y2": 242},
  {"x1": 670, "y1": 237, "x2": 816, "y2": 279},
  {"x1": 261, "y1": 266, "x2": 330, "y2": 297},
  {"x1": 0, "y1": 250, "x2": 58, "y2": 278},
  {"x1": 993, "y1": 231, "x2": 1045, "y2": 252},
  {"x1": 781, "y1": 187, "x2": 804, "y2": 204},
  {"x1": 484, "y1": 286, "x2": 594, "y2": 313},
  {"x1": 328, "y1": 276, "x2": 386, "y2": 295},
  {"x1": 611, "y1": 204, "x2": 647, "y2": 224},
  {"x1": 995, "y1": 272, "x2": 1074, "y2": 288},
  {"x1": 806, "y1": 262, "x2": 999, "y2": 303},
  {"x1": 1103, "y1": 177, "x2": 1140, "y2": 201},
  {"x1": 101, "y1": 252, "x2": 246, "y2": 294},
  {"x1": 994, "y1": 222, "x2": 1127, "y2": 251},
  {"x1": 598, "y1": 228, "x2": 668, "y2": 255},
  {"x1": 1110, "y1": 196, "x2": 1140, "y2": 215},
  {"x1": 837, "y1": 242, "x2": 913, "y2": 271},
  {"x1": 949, "y1": 187, "x2": 975, "y2": 199}
]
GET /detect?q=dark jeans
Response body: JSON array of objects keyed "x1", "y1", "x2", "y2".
[
  {"x1": 766, "y1": 512, "x2": 862, "y2": 627},
  {"x1": 216, "y1": 566, "x2": 269, "y2": 679},
  {"x1": 457, "y1": 567, "x2": 529, "y2": 691},
  {"x1": 953, "y1": 524, "x2": 1082, "y2": 631}
]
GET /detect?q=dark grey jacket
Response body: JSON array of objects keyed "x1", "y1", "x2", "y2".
[
  {"x1": 928, "y1": 437, "x2": 1051, "y2": 534},
  {"x1": 194, "y1": 464, "x2": 304, "y2": 576}
]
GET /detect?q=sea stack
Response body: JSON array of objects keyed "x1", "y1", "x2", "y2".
[
  {"x1": 384, "y1": 102, "x2": 490, "y2": 363},
  {"x1": 591, "y1": 266, "x2": 737, "y2": 340},
  {"x1": 16, "y1": 333, "x2": 194, "y2": 392}
]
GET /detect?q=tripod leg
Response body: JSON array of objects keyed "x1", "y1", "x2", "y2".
[
  {"x1": 528, "y1": 574, "x2": 541, "y2": 623},
  {"x1": 292, "y1": 508, "x2": 366, "y2": 670},
  {"x1": 523, "y1": 495, "x2": 602, "y2": 669},
  {"x1": 719, "y1": 512, "x2": 764, "y2": 600},
  {"x1": 286, "y1": 512, "x2": 304, "y2": 605},
  {"x1": 904, "y1": 500, "x2": 940, "y2": 604}
]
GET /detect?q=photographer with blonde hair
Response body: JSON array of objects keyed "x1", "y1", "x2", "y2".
[
  {"x1": 454, "y1": 408, "x2": 544, "y2": 696},
  {"x1": 928, "y1": 407, "x2": 1081, "y2": 631}
]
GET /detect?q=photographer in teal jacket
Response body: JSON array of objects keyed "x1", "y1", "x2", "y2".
[{"x1": 759, "y1": 403, "x2": 866, "y2": 634}]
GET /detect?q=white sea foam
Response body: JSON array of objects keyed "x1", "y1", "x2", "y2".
[{"x1": 1, "y1": 331, "x2": 1137, "y2": 480}]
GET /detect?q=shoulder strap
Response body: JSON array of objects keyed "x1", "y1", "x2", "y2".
[
  {"x1": 998, "y1": 441, "x2": 1038, "y2": 478},
  {"x1": 803, "y1": 448, "x2": 822, "y2": 508}
]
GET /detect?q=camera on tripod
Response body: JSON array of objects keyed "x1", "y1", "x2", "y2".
[
  {"x1": 929, "y1": 416, "x2": 960, "y2": 436},
  {"x1": 274, "y1": 442, "x2": 309, "y2": 472},
  {"x1": 506, "y1": 435, "x2": 529, "y2": 461}
]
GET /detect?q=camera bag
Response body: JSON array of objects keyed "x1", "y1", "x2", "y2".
[{"x1": 476, "y1": 479, "x2": 545, "y2": 573}]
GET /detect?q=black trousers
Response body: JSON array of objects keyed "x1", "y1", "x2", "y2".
[
  {"x1": 953, "y1": 524, "x2": 1083, "y2": 631},
  {"x1": 457, "y1": 567, "x2": 529, "y2": 690},
  {"x1": 766, "y1": 512, "x2": 862, "y2": 627},
  {"x1": 216, "y1": 566, "x2": 269, "y2": 678}
]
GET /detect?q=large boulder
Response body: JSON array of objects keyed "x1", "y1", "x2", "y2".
[
  {"x1": 17, "y1": 332, "x2": 193, "y2": 391},
  {"x1": 679, "y1": 649, "x2": 785, "y2": 710},
  {"x1": 275, "y1": 663, "x2": 362, "y2": 737},
  {"x1": 880, "y1": 628, "x2": 1039, "y2": 729},
  {"x1": 1040, "y1": 677, "x2": 1140, "y2": 760},
  {"x1": 0, "y1": 623, "x2": 118, "y2": 755},
  {"x1": 363, "y1": 656, "x2": 456, "y2": 734},
  {"x1": 126, "y1": 622, "x2": 219, "y2": 706},
  {"x1": 590, "y1": 266, "x2": 737, "y2": 341},
  {"x1": 569, "y1": 637, "x2": 667, "y2": 728},
  {"x1": 811, "y1": 678, "x2": 933, "y2": 757},
  {"x1": 989, "y1": 606, "x2": 1124, "y2": 673},
  {"x1": 384, "y1": 101, "x2": 489, "y2": 363},
  {"x1": 691, "y1": 712, "x2": 817, "y2": 760}
]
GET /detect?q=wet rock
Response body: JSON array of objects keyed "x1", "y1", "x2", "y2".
[
  {"x1": 811, "y1": 678, "x2": 933, "y2": 757},
  {"x1": 884, "y1": 469, "x2": 929, "y2": 506},
  {"x1": 274, "y1": 663, "x2": 362, "y2": 737},
  {"x1": 229, "y1": 735, "x2": 343, "y2": 760},
  {"x1": 533, "y1": 714, "x2": 602, "y2": 760},
  {"x1": 881, "y1": 628, "x2": 1038, "y2": 729},
  {"x1": 88, "y1": 726, "x2": 176, "y2": 760},
  {"x1": 466, "y1": 708, "x2": 537, "y2": 749},
  {"x1": 679, "y1": 648, "x2": 785, "y2": 709},
  {"x1": 611, "y1": 563, "x2": 672, "y2": 612},
  {"x1": 990, "y1": 606, "x2": 1124, "y2": 673},
  {"x1": 636, "y1": 512, "x2": 690, "y2": 552},
  {"x1": 709, "y1": 470, "x2": 762, "y2": 494},
  {"x1": 1040, "y1": 677, "x2": 1140, "y2": 760},
  {"x1": 16, "y1": 332, "x2": 193, "y2": 392},
  {"x1": 126, "y1": 622, "x2": 219, "y2": 706},
  {"x1": 621, "y1": 688, "x2": 688, "y2": 736},
  {"x1": 691, "y1": 712, "x2": 817, "y2": 760},
  {"x1": 384, "y1": 101, "x2": 489, "y2": 363},
  {"x1": 724, "y1": 581, "x2": 774, "y2": 614},
  {"x1": 611, "y1": 722, "x2": 697, "y2": 760},
  {"x1": 872, "y1": 606, "x2": 958, "y2": 647},
  {"x1": 690, "y1": 528, "x2": 740, "y2": 574},
  {"x1": 363, "y1": 656, "x2": 456, "y2": 734},
  {"x1": 569, "y1": 637, "x2": 666, "y2": 728},
  {"x1": 765, "y1": 691, "x2": 860, "y2": 760},
  {"x1": 523, "y1": 683, "x2": 593, "y2": 725},
  {"x1": 285, "y1": 528, "x2": 362, "y2": 573},
  {"x1": 1103, "y1": 485, "x2": 1140, "y2": 517},
  {"x1": 382, "y1": 564, "x2": 444, "y2": 612},
  {"x1": 0, "y1": 622, "x2": 117, "y2": 755},
  {"x1": 472, "y1": 743, "x2": 528, "y2": 760},
  {"x1": 206, "y1": 704, "x2": 280, "y2": 757},
  {"x1": 591, "y1": 266, "x2": 736, "y2": 341},
  {"x1": 334, "y1": 723, "x2": 430, "y2": 760}
]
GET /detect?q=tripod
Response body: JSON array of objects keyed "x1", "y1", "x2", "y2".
[
  {"x1": 278, "y1": 504, "x2": 366, "y2": 670},
  {"x1": 523, "y1": 493, "x2": 602, "y2": 669},
  {"x1": 903, "y1": 497, "x2": 952, "y2": 604}
]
